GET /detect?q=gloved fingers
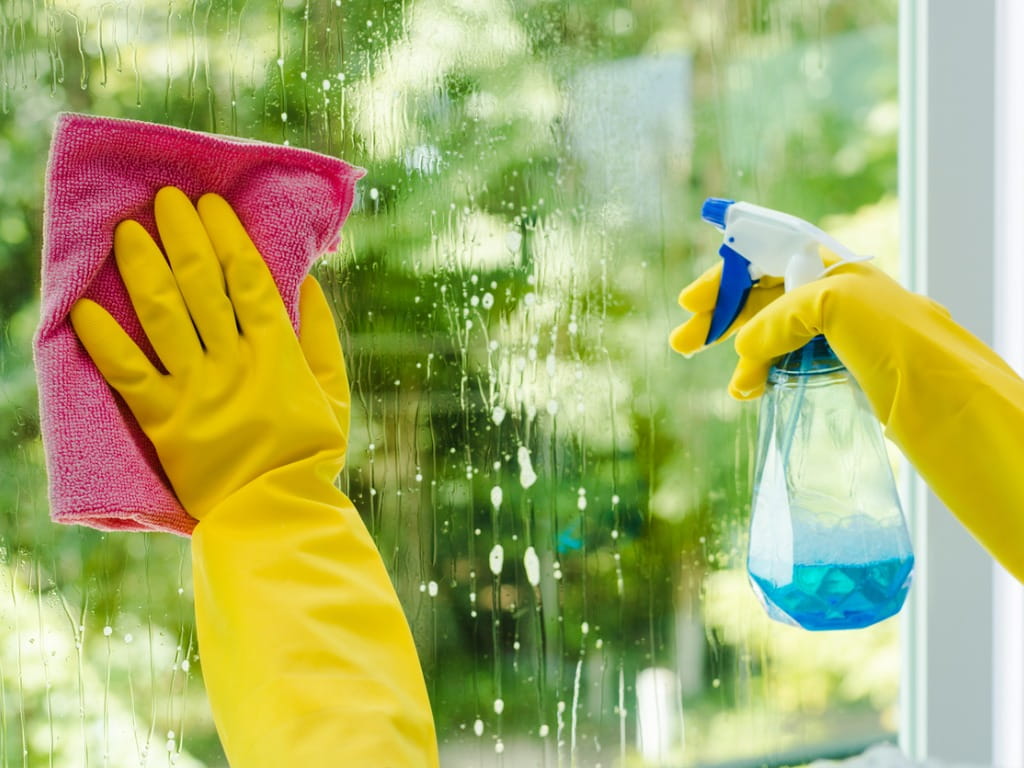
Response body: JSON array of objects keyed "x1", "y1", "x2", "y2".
[
  {"x1": 668, "y1": 312, "x2": 711, "y2": 357},
  {"x1": 70, "y1": 298, "x2": 167, "y2": 413},
  {"x1": 734, "y1": 280, "x2": 787, "y2": 327},
  {"x1": 679, "y1": 245, "x2": 840, "y2": 314},
  {"x1": 154, "y1": 187, "x2": 237, "y2": 353},
  {"x1": 677, "y1": 263, "x2": 786, "y2": 311},
  {"x1": 728, "y1": 358, "x2": 773, "y2": 400},
  {"x1": 298, "y1": 276, "x2": 351, "y2": 436},
  {"x1": 677, "y1": 262, "x2": 722, "y2": 312},
  {"x1": 114, "y1": 219, "x2": 204, "y2": 375},
  {"x1": 728, "y1": 286, "x2": 824, "y2": 399},
  {"x1": 195, "y1": 193, "x2": 293, "y2": 339},
  {"x1": 669, "y1": 279, "x2": 786, "y2": 356}
]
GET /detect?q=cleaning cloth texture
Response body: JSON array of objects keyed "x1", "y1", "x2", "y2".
[{"x1": 34, "y1": 112, "x2": 365, "y2": 536}]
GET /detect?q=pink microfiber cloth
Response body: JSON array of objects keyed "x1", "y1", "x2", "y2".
[{"x1": 34, "y1": 112, "x2": 365, "y2": 536}]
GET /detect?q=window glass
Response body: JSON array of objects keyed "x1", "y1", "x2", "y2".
[{"x1": 0, "y1": 1, "x2": 899, "y2": 765}]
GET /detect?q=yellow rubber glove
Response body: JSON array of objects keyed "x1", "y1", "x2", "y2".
[
  {"x1": 669, "y1": 260, "x2": 785, "y2": 357},
  {"x1": 70, "y1": 187, "x2": 439, "y2": 767},
  {"x1": 671, "y1": 260, "x2": 1024, "y2": 584}
]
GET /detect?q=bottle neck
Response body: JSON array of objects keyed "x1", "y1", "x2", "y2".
[{"x1": 771, "y1": 335, "x2": 846, "y2": 376}]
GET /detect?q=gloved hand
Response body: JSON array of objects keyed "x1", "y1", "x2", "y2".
[
  {"x1": 670, "y1": 260, "x2": 1024, "y2": 584},
  {"x1": 669, "y1": 260, "x2": 784, "y2": 368},
  {"x1": 71, "y1": 187, "x2": 347, "y2": 519},
  {"x1": 71, "y1": 187, "x2": 439, "y2": 767}
]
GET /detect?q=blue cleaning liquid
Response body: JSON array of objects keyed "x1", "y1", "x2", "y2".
[{"x1": 749, "y1": 556, "x2": 914, "y2": 631}]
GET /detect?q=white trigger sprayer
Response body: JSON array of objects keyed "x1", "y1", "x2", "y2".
[
  {"x1": 700, "y1": 198, "x2": 872, "y2": 343},
  {"x1": 699, "y1": 197, "x2": 914, "y2": 631}
]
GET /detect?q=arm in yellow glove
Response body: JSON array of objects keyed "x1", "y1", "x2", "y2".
[
  {"x1": 671, "y1": 260, "x2": 1024, "y2": 584},
  {"x1": 70, "y1": 187, "x2": 439, "y2": 767}
]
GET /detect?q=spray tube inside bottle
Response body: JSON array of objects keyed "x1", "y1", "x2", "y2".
[{"x1": 702, "y1": 198, "x2": 914, "y2": 631}]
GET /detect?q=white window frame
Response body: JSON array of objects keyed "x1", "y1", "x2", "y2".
[{"x1": 900, "y1": 1, "x2": 1024, "y2": 764}]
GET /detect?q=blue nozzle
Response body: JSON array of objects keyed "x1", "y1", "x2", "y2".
[{"x1": 701, "y1": 198, "x2": 734, "y2": 230}]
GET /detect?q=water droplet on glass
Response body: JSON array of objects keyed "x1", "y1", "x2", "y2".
[
  {"x1": 102, "y1": 626, "x2": 112, "y2": 637},
  {"x1": 490, "y1": 486, "x2": 503, "y2": 509},
  {"x1": 369, "y1": 188, "x2": 379, "y2": 200},
  {"x1": 546, "y1": 400, "x2": 559, "y2": 415},
  {"x1": 494, "y1": 698, "x2": 504, "y2": 714},
  {"x1": 428, "y1": 581, "x2": 439, "y2": 597},
  {"x1": 524, "y1": 547, "x2": 541, "y2": 587},
  {"x1": 518, "y1": 446, "x2": 537, "y2": 488},
  {"x1": 322, "y1": 79, "x2": 331, "y2": 91},
  {"x1": 495, "y1": 740, "x2": 505, "y2": 754},
  {"x1": 489, "y1": 545, "x2": 504, "y2": 576},
  {"x1": 539, "y1": 724, "x2": 550, "y2": 737},
  {"x1": 474, "y1": 718, "x2": 484, "y2": 736},
  {"x1": 482, "y1": 292, "x2": 494, "y2": 309}
]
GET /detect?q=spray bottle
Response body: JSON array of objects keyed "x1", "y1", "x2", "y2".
[{"x1": 701, "y1": 198, "x2": 913, "y2": 631}]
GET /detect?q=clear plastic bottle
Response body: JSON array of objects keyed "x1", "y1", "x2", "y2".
[{"x1": 746, "y1": 336, "x2": 914, "y2": 631}]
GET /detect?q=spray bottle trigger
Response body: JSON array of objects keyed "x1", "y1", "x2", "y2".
[{"x1": 706, "y1": 243, "x2": 757, "y2": 344}]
